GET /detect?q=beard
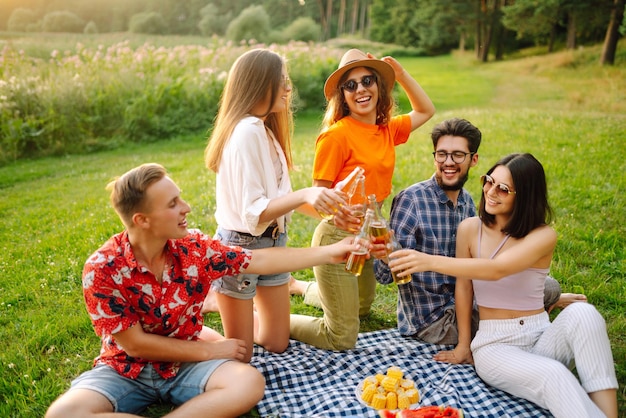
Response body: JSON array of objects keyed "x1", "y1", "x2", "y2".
[{"x1": 435, "y1": 171, "x2": 469, "y2": 191}]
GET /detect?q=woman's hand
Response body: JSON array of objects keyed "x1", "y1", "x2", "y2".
[
  {"x1": 388, "y1": 248, "x2": 431, "y2": 276},
  {"x1": 327, "y1": 236, "x2": 368, "y2": 264},
  {"x1": 433, "y1": 345, "x2": 474, "y2": 365},
  {"x1": 332, "y1": 205, "x2": 362, "y2": 233},
  {"x1": 306, "y1": 187, "x2": 346, "y2": 217}
]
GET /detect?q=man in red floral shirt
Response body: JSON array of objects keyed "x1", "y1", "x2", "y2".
[{"x1": 46, "y1": 163, "x2": 357, "y2": 418}]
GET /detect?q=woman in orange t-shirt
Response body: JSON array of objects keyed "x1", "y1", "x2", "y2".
[{"x1": 289, "y1": 49, "x2": 435, "y2": 350}]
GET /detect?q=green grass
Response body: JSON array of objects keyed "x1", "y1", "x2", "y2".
[{"x1": 0, "y1": 42, "x2": 624, "y2": 417}]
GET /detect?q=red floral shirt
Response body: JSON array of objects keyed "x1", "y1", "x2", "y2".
[{"x1": 82, "y1": 229, "x2": 251, "y2": 379}]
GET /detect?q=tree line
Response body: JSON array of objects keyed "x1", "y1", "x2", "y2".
[{"x1": 1, "y1": 0, "x2": 624, "y2": 64}]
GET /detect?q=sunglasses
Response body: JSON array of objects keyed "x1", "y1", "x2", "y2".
[
  {"x1": 341, "y1": 75, "x2": 377, "y2": 92},
  {"x1": 481, "y1": 174, "x2": 516, "y2": 197}
]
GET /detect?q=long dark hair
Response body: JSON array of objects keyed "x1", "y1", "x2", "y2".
[{"x1": 479, "y1": 153, "x2": 553, "y2": 238}]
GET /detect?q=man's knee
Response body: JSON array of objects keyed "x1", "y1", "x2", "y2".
[{"x1": 544, "y1": 275, "x2": 562, "y2": 311}]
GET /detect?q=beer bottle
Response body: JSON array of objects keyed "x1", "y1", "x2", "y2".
[
  {"x1": 388, "y1": 232, "x2": 411, "y2": 285},
  {"x1": 367, "y1": 194, "x2": 389, "y2": 248},
  {"x1": 348, "y1": 174, "x2": 367, "y2": 226},
  {"x1": 318, "y1": 166, "x2": 365, "y2": 220},
  {"x1": 345, "y1": 208, "x2": 374, "y2": 276}
]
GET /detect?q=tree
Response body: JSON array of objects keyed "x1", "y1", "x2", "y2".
[
  {"x1": 42, "y1": 11, "x2": 85, "y2": 33},
  {"x1": 198, "y1": 3, "x2": 232, "y2": 36},
  {"x1": 389, "y1": 0, "x2": 419, "y2": 47},
  {"x1": 226, "y1": 5, "x2": 271, "y2": 42},
  {"x1": 7, "y1": 8, "x2": 38, "y2": 32},
  {"x1": 283, "y1": 16, "x2": 321, "y2": 41},
  {"x1": 601, "y1": 0, "x2": 625, "y2": 64},
  {"x1": 369, "y1": 0, "x2": 396, "y2": 43},
  {"x1": 502, "y1": 0, "x2": 561, "y2": 51},
  {"x1": 129, "y1": 11, "x2": 167, "y2": 34},
  {"x1": 411, "y1": 0, "x2": 477, "y2": 55}
]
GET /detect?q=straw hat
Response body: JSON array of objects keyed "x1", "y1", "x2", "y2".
[{"x1": 323, "y1": 49, "x2": 395, "y2": 100}]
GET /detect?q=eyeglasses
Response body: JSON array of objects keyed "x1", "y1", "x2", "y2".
[
  {"x1": 341, "y1": 75, "x2": 376, "y2": 92},
  {"x1": 432, "y1": 151, "x2": 475, "y2": 164},
  {"x1": 481, "y1": 174, "x2": 516, "y2": 197}
]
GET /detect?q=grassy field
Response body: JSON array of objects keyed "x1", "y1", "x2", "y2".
[{"x1": 0, "y1": 41, "x2": 624, "y2": 417}]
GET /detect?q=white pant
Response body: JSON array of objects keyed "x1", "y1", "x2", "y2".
[{"x1": 471, "y1": 303, "x2": 617, "y2": 418}]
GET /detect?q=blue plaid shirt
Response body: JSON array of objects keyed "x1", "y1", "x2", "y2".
[{"x1": 374, "y1": 176, "x2": 476, "y2": 336}]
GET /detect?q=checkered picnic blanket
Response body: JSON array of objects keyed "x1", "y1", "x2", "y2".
[{"x1": 250, "y1": 328, "x2": 551, "y2": 417}]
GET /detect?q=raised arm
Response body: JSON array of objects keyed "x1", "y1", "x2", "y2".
[{"x1": 379, "y1": 55, "x2": 435, "y2": 131}]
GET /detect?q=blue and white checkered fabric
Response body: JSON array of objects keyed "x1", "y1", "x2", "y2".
[{"x1": 251, "y1": 328, "x2": 551, "y2": 417}]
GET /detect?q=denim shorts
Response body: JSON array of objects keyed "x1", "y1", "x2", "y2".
[
  {"x1": 69, "y1": 360, "x2": 228, "y2": 414},
  {"x1": 212, "y1": 226, "x2": 290, "y2": 300}
]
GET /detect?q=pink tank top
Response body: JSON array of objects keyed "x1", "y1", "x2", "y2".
[{"x1": 472, "y1": 224, "x2": 548, "y2": 310}]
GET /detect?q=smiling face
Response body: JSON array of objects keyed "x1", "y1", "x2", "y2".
[
  {"x1": 140, "y1": 176, "x2": 191, "y2": 240},
  {"x1": 341, "y1": 67, "x2": 379, "y2": 124},
  {"x1": 434, "y1": 135, "x2": 478, "y2": 194},
  {"x1": 482, "y1": 165, "x2": 516, "y2": 216},
  {"x1": 251, "y1": 68, "x2": 292, "y2": 119}
]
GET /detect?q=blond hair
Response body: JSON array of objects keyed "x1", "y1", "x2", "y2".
[{"x1": 106, "y1": 163, "x2": 167, "y2": 227}]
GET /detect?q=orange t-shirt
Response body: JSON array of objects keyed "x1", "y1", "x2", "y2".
[{"x1": 313, "y1": 115, "x2": 412, "y2": 201}]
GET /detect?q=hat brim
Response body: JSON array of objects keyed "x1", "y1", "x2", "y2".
[{"x1": 324, "y1": 59, "x2": 395, "y2": 100}]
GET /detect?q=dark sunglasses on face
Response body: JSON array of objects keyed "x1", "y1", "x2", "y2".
[
  {"x1": 481, "y1": 174, "x2": 516, "y2": 197},
  {"x1": 341, "y1": 75, "x2": 377, "y2": 92}
]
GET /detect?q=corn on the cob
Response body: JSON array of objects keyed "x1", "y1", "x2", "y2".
[
  {"x1": 381, "y1": 376, "x2": 399, "y2": 392},
  {"x1": 361, "y1": 384, "x2": 376, "y2": 404},
  {"x1": 397, "y1": 391, "x2": 411, "y2": 409},
  {"x1": 371, "y1": 393, "x2": 387, "y2": 409},
  {"x1": 405, "y1": 388, "x2": 420, "y2": 404},
  {"x1": 400, "y1": 378, "x2": 415, "y2": 389},
  {"x1": 386, "y1": 366, "x2": 404, "y2": 380},
  {"x1": 385, "y1": 391, "x2": 398, "y2": 410},
  {"x1": 375, "y1": 373, "x2": 385, "y2": 383},
  {"x1": 362, "y1": 376, "x2": 378, "y2": 391}
]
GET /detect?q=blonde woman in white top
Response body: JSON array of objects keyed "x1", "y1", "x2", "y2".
[{"x1": 203, "y1": 49, "x2": 344, "y2": 362}]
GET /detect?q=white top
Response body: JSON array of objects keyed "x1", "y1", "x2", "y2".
[{"x1": 214, "y1": 116, "x2": 292, "y2": 235}]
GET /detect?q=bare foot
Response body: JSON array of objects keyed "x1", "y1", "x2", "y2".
[
  {"x1": 201, "y1": 289, "x2": 219, "y2": 313},
  {"x1": 288, "y1": 275, "x2": 310, "y2": 296},
  {"x1": 548, "y1": 293, "x2": 587, "y2": 313}
]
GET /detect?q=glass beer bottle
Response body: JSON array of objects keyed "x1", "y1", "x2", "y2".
[
  {"x1": 367, "y1": 194, "x2": 389, "y2": 248},
  {"x1": 318, "y1": 166, "x2": 365, "y2": 220},
  {"x1": 347, "y1": 174, "x2": 367, "y2": 230},
  {"x1": 345, "y1": 209, "x2": 374, "y2": 276},
  {"x1": 388, "y1": 232, "x2": 411, "y2": 285}
]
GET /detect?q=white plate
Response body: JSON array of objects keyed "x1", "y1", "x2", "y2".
[{"x1": 355, "y1": 376, "x2": 420, "y2": 411}]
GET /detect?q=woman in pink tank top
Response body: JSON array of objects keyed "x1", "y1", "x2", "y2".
[{"x1": 388, "y1": 153, "x2": 617, "y2": 418}]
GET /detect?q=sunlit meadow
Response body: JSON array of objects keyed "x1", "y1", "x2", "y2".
[
  {"x1": 0, "y1": 37, "x2": 347, "y2": 165},
  {"x1": 0, "y1": 34, "x2": 624, "y2": 417}
]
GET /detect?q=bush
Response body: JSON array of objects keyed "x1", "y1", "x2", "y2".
[
  {"x1": 7, "y1": 8, "x2": 38, "y2": 32},
  {"x1": 0, "y1": 39, "x2": 345, "y2": 165},
  {"x1": 129, "y1": 12, "x2": 167, "y2": 35},
  {"x1": 197, "y1": 3, "x2": 231, "y2": 37},
  {"x1": 226, "y1": 5, "x2": 270, "y2": 43},
  {"x1": 84, "y1": 21, "x2": 98, "y2": 34},
  {"x1": 41, "y1": 11, "x2": 85, "y2": 33},
  {"x1": 282, "y1": 17, "x2": 321, "y2": 43}
]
